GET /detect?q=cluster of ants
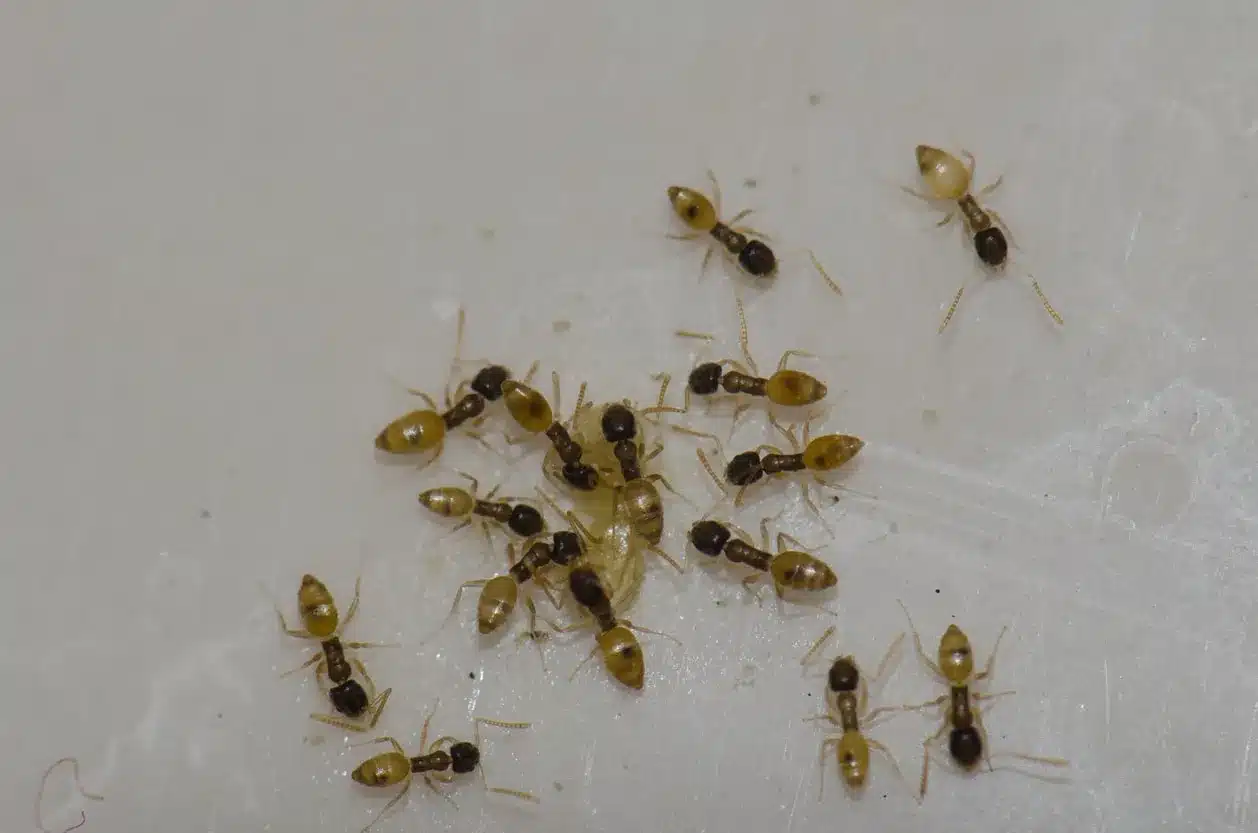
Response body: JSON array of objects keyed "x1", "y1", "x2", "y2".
[{"x1": 271, "y1": 147, "x2": 1068, "y2": 833}]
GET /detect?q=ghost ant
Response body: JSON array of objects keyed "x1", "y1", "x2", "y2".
[
  {"x1": 652, "y1": 296, "x2": 828, "y2": 434},
  {"x1": 903, "y1": 146, "x2": 1063, "y2": 333},
  {"x1": 350, "y1": 700, "x2": 536, "y2": 833},
  {"x1": 895, "y1": 601, "x2": 1069, "y2": 799},
  {"x1": 373, "y1": 308, "x2": 518, "y2": 461},
  {"x1": 276, "y1": 575, "x2": 392, "y2": 732},
  {"x1": 667, "y1": 170, "x2": 841, "y2": 295},
  {"x1": 445, "y1": 532, "x2": 584, "y2": 635},
  {"x1": 800, "y1": 627, "x2": 911, "y2": 798},
  {"x1": 695, "y1": 415, "x2": 864, "y2": 519},
  {"x1": 557, "y1": 564, "x2": 678, "y2": 690},
  {"x1": 687, "y1": 512, "x2": 837, "y2": 604},
  {"x1": 491, "y1": 368, "x2": 607, "y2": 492},
  {"x1": 417, "y1": 472, "x2": 545, "y2": 548}
]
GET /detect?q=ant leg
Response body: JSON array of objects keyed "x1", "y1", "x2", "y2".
[
  {"x1": 919, "y1": 718, "x2": 949, "y2": 800},
  {"x1": 817, "y1": 734, "x2": 841, "y2": 800},
  {"x1": 979, "y1": 174, "x2": 1004, "y2": 197},
  {"x1": 734, "y1": 296, "x2": 760, "y2": 377},
  {"x1": 776, "y1": 349, "x2": 816, "y2": 373},
  {"x1": 568, "y1": 645, "x2": 602, "y2": 681},
  {"x1": 1027, "y1": 274, "x2": 1064, "y2": 326},
  {"x1": 274, "y1": 606, "x2": 312, "y2": 639},
  {"x1": 899, "y1": 184, "x2": 936, "y2": 203},
  {"x1": 707, "y1": 169, "x2": 723, "y2": 217},
  {"x1": 768, "y1": 414, "x2": 798, "y2": 450},
  {"x1": 740, "y1": 574, "x2": 767, "y2": 606},
  {"x1": 975, "y1": 625, "x2": 1009, "y2": 682},
  {"x1": 896, "y1": 599, "x2": 946, "y2": 681},
  {"x1": 866, "y1": 632, "x2": 907, "y2": 693},
  {"x1": 696, "y1": 448, "x2": 726, "y2": 492},
  {"x1": 728, "y1": 208, "x2": 755, "y2": 226},
  {"x1": 280, "y1": 652, "x2": 323, "y2": 678},
  {"x1": 867, "y1": 738, "x2": 916, "y2": 803},
  {"x1": 801, "y1": 483, "x2": 825, "y2": 523},
  {"x1": 935, "y1": 210, "x2": 957, "y2": 228},
  {"x1": 644, "y1": 373, "x2": 685, "y2": 417},
  {"x1": 961, "y1": 149, "x2": 976, "y2": 180},
  {"x1": 470, "y1": 715, "x2": 538, "y2": 802},
  {"x1": 732, "y1": 483, "x2": 752, "y2": 507},
  {"x1": 699, "y1": 245, "x2": 716, "y2": 278},
  {"x1": 938, "y1": 282, "x2": 967, "y2": 334},
  {"x1": 728, "y1": 403, "x2": 751, "y2": 441},
  {"x1": 568, "y1": 382, "x2": 588, "y2": 428},
  {"x1": 622, "y1": 619, "x2": 682, "y2": 644},
  {"x1": 807, "y1": 249, "x2": 842, "y2": 295},
  {"x1": 669, "y1": 425, "x2": 723, "y2": 448},
  {"x1": 647, "y1": 544, "x2": 685, "y2": 573},
  {"x1": 800, "y1": 625, "x2": 837, "y2": 667}
]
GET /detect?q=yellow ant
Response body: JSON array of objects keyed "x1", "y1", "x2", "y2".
[
  {"x1": 667, "y1": 170, "x2": 841, "y2": 295},
  {"x1": 904, "y1": 146, "x2": 1062, "y2": 333},
  {"x1": 276, "y1": 575, "x2": 392, "y2": 732},
  {"x1": 350, "y1": 700, "x2": 536, "y2": 833},
  {"x1": 896, "y1": 600, "x2": 1069, "y2": 799}
]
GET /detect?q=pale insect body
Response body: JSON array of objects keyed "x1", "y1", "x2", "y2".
[{"x1": 906, "y1": 145, "x2": 1063, "y2": 333}]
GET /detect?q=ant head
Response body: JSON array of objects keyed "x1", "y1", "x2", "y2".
[
  {"x1": 827, "y1": 656, "x2": 860, "y2": 694},
  {"x1": 726, "y1": 451, "x2": 765, "y2": 486},
  {"x1": 601, "y1": 403, "x2": 637, "y2": 443},
  {"x1": 449, "y1": 741, "x2": 480, "y2": 774},
  {"x1": 550, "y1": 530, "x2": 583, "y2": 565},
  {"x1": 667, "y1": 185, "x2": 718, "y2": 231},
  {"x1": 688, "y1": 362, "x2": 722, "y2": 395},
  {"x1": 974, "y1": 227, "x2": 1008, "y2": 267},
  {"x1": 914, "y1": 145, "x2": 971, "y2": 200},
  {"x1": 689, "y1": 519, "x2": 731, "y2": 557},
  {"x1": 949, "y1": 726, "x2": 983, "y2": 768},
  {"x1": 507, "y1": 504, "x2": 545, "y2": 538},
  {"x1": 469, "y1": 365, "x2": 511, "y2": 401},
  {"x1": 937, "y1": 624, "x2": 974, "y2": 683}
]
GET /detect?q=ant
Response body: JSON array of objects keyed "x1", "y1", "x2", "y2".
[
  {"x1": 896, "y1": 601, "x2": 1069, "y2": 799},
  {"x1": 446, "y1": 531, "x2": 584, "y2": 634},
  {"x1": 351, "y1": 700, "x2": 536, "y2": 833},
  {"x1": 276, "y1": 575, "x2": 392, "y2": 732},
  {"x1": 536, "y1": 487, "x2": 646, "y2": 614},
  {"x1": 687, "y1": 513, "x2": 836, "y2": 602},
  {"x1": 373, "y1": 308, "x2": 519, "y2": 461},
  {"x1": 658, "y1": 297, "x2": 828, "y2": 432},
  {"x1": 667, "y1": 171, "x2": 841, "y2": 295},
  {"x1": 598, "y1": 400, "x2": 687, "y2": 572},
  {"x1": 800, "y1": 627, "x2": 910, "y2": 797},
  {"x1": 904, "y1": 145, "x2": 1063, "y2": 333},
  {"x1": 696, "y1": 415, "x2": 864, "y2": 518},
  {"x1": 417, "y1": 472, "x2": 545, "y2": 548},
  {"x1": 498, "y1": 370, "x2": 604, "y2": 492},
  {"x1": 558, "y1": 564, "x2": 677, "y2": 690}
]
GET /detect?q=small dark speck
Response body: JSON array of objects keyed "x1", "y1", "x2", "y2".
[
  {"x1": 809, "y1": 93, "x2": 822, "y2": 107},
  {"x1": 200, "y1": 509, "x2": 212, "y2": 519},
  {"x1": 217, "y1": 712, "x2": 223, "y2": 719},
  {"x1": 888, "y1": 521, "x2": 899, "y2": 534},
  {"x1": 935, "y1": 589, "x2": 941, "y2": 594},
  {"x1": 468, "y1": 672, "x2": 476, "y2": 680},
  {"x1": 807, "y1": 692, "x2": 813, "y2": 697},
  {"x1": 882, "y1": 793, "x2": 888, "y2": 799},
  {"x1": 715, "y1": 599, "x2": 727, "y2": 607},
  {"x1": 622, "y1": 763, "x2": 629, "y2": 771},
  {"x1": 830, "y1": 496, "x2": 841, "y2": 505},
  {"x1": 553, "y1": 781, "x2": 564, "y2": 792},
  {"x1": 743, "y1": 177, "x2": 758, "y2": 189}
]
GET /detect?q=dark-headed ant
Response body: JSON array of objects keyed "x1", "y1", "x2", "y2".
[
  {"x1": 417, "y1": 472, "x2": 545, "y2": 548},
  {"x1": 667, "y1": 171, "x2": 841, "y2": 294},
  {"x1": 351, "y1": 700, "x2": 536, "y2": 833},
  {"x1": 904, "y1": 146, "x2": 1063, "y2": 333},
  {"x1": 801, "y1": 627, "x2": 910, "y2": 797},
  {"x1": 896, "y1": 601, "x2": 1069, "y2": 799},
  {"x1": 276, "y1": 575, "x2": 392, "y2": 732},
  {"x1": 657, "y1": 297, "x2": 828, "y2": 433},
  {"x1": 498, "y1": 371, "x2": 603, "y2": 492},
  {"x1": 688, "y1": 514, "x2": 836, "y2": 602},
  {"x1": 696, "y1": 416, "x2": 863, "y2": 518},
  {"x1": 446, "y1": 532, "x2": 584, "y2": 634}
]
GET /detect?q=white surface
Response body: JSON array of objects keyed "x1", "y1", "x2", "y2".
[{"x1": 2, "y1": 2, "x2": 1257, "y2": 831}]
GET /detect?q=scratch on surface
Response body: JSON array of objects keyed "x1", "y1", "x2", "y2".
[
  {"x1": 1102, "y1": 658, "x2": 1112, "y2": 745},
  {"x1": 784, "y1": 763, "x2": 808, "y2": 833},
  {"x1": 1123, "y1": 210, "x2": 1142, "y2": 265},
  {"x1": 1231, "y1": 698, "x2": 1258, "y2": 826},
  {"x1": 581, "y1": 737, "x2": 598, "y2": 787}
]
